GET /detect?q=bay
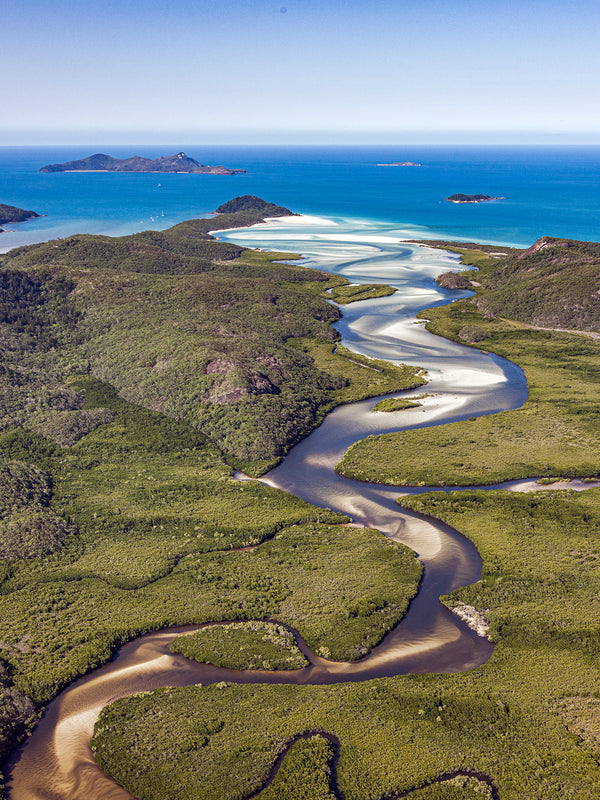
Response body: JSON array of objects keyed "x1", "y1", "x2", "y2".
[{"x1": 1, "y1": 145, "x2": 600, "y2": 251}]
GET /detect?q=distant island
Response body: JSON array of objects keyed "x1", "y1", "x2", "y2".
[
  {"x1": 377, "y1": 161, "x2": 422, "y2": 167},
  {"x1": 0, "y1": 204, "x2": 40, "y2": 233},
  {"x1": 40, "y1": 152, "x2": 247, "y2": 175},
  {"x1": 445, "y1": 194, "x2": 504, "y2": 203}
]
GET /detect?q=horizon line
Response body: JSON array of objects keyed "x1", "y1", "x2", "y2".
[{"x1": 3, "y1": 140, "x2": 600, "y2": 148}]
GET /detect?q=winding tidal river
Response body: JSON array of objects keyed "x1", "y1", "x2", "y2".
[{"x1": 8, "y1": 216, "x2": 529, "y2": 800}]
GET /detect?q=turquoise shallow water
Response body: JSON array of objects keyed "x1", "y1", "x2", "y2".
[
  {"x1": 4, "y1": 144, "x2": 589, "y2": 798},
  {"x1": 1, "y1": 145, "x2": 599, "y2": 250}
]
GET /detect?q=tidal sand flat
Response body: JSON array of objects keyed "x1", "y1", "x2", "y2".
[{"x1": 8, "y1": 215, "x2": 525, "y2": 799}]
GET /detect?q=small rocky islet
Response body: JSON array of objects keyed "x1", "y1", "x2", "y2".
[{"x1": 445, "y1": 193, "x2": 504, "y2": 203}]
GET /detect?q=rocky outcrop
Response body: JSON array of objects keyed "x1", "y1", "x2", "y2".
[
  {"x1": 435, "y1": 271, "x2": 473, "y2": 290},
  {"x1": 206, "y1": 359, "x2": 281, "y2": 404},
  {"x1": 445, "y1": 194, "x2": 503, "y2": 203},
  {"x1": 450, "y1": 602, "x2": 490, "y2": 638},
  {"x1": 518, "y1": 236, "x2": 573, "y2": 258}
]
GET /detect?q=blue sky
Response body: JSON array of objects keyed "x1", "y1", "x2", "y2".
[{"x1": 3, "y1": 0, "x2": 600, "y2": 144}]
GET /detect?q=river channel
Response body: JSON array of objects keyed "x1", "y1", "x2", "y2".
[{"x1": 8, "y1": 216, "x2": 529, "y2": 799}]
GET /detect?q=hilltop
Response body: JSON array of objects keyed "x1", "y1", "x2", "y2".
[
  {"x1": 215, "y1": 195, "x2": 295, "y2": 217},
  {"x1": 40, "y1": 151, "x2": 246, "y2": 175},
  {"x1": 431, "y1": 235, "x2": 600, "y2": 331}
]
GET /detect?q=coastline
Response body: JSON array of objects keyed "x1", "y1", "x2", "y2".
[
  {"x1": 6, "y1": 213, "x2": 521, "y2": 799},
  {"x1": 3, "y1": 145, "x2": 600, "y2": 253},
  {"x1": 11, "y1": 209, "x2": 600, "y2": 800}
]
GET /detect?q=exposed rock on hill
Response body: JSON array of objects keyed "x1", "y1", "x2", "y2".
[{"x1": 435, "y1": 272, "x2": 473, "y2": 290}]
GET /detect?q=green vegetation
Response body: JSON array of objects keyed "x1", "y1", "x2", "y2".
[
  {"x1": 90, "y1": 234, "x2": 600, "y2": 799},
  {"x1": 0, "y1": 200, "x2": 427, "y2": 771},
  {"x1": 0, "y1": 201, "x2": 421, "y2": 473},
  {"x1": 0, "y1": 378, "x2": 421, "y2": 761},
  {"x1": 10, "y1": 214, "x2": 600, "y2": 798},
  {"x1": 337, "y1": 301, "x2": 600, "y2": 486},
  {"x1": 0, "y1": 461, "x2": 75, "y2": 559},
  {"x1": 92, "y1": 487, "x2": 600, "y2": 800},
  {"x1": 401, "y1": 775, "x2": 494, "y2": 800},
  {"x1": 0, "y1": 379, "x2": 421, "y2": 696},
  {"x1": 215, "y1": 196, "x2": 294, "y2": 217},
  {"x1": 328, "y1": 283, "x2": 396, "y2": 304},
  {"x1": 0, "y1": 205, "x2": 39, "y2": 226},
  {"x1": 254, "y1": 736, "x2": 338, "y2": 800},
  {"x1": 170, "y1": 622, "x2": 308, "y2": 671},
  {"x1": 472, "y1": 237, "x2": 600, "y2": 330},
  {"x1": 428, "y1": 236, "x2": 600, "y2": 331},
  {"x1": 401, "y1": 489, "x2": 600, "y2": 658},
  {"x1": 0, "y1": 662, "x2": 34, "y2": 769},
  {"x1": 372, "y1": 396, "x2": 424, "y2": 413},
  {"x1": 287, "y1": 340, "x2": 427, "y2": 422},
  {"x1": 408, "y1": 240, "x2": 518, "y2": 268},
  {"x1": 93, "y1": 647, "x2": 600, "y2": 800}
]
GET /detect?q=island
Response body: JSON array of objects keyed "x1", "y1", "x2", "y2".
[
  {"x1": 0, "y1": 203, "x2": 40, "y2": 233},
  {"x1": 214, "y1": 195, "x2": 295, "y2": 217},
  {"x1": 377, "y1": 161, "x2": 422, "y2": 167},
  {"x1": 445, "y1": 193, "x2": 503, "y2": 203},
  {"x1": 39, "y1": 151, "x2": 246, "y2": 175}
]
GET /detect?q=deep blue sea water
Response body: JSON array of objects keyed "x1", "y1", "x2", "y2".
[{"x1": 1, "y1": 145, "x2": 599, "y2": 251}]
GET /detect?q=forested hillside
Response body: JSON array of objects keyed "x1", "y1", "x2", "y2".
[
  {"x1": 431, "y1": 236, "x2": 600, "y2": 331},
  {"x1": 0, "y1": 197, "x2": 424, "y2": 473}
]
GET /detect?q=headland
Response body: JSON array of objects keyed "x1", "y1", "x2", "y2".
[{"x1": 0, "y1": 205, "x2": 40, "y2": 233}]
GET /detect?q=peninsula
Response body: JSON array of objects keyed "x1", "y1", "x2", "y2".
[
  {"x1": 0, "y1": 204, "x2": 39, "y2": 232},
  {"x1": 40, "y1": 151, "x2": 246, "y2": 175},
  {"x1": 445, "y1": 193, "x2": 503, "y2": 203}
]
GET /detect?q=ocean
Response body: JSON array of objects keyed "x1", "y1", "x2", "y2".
[{"x1": 1, "y1": 145, "x2": 600, "y2": 252}]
